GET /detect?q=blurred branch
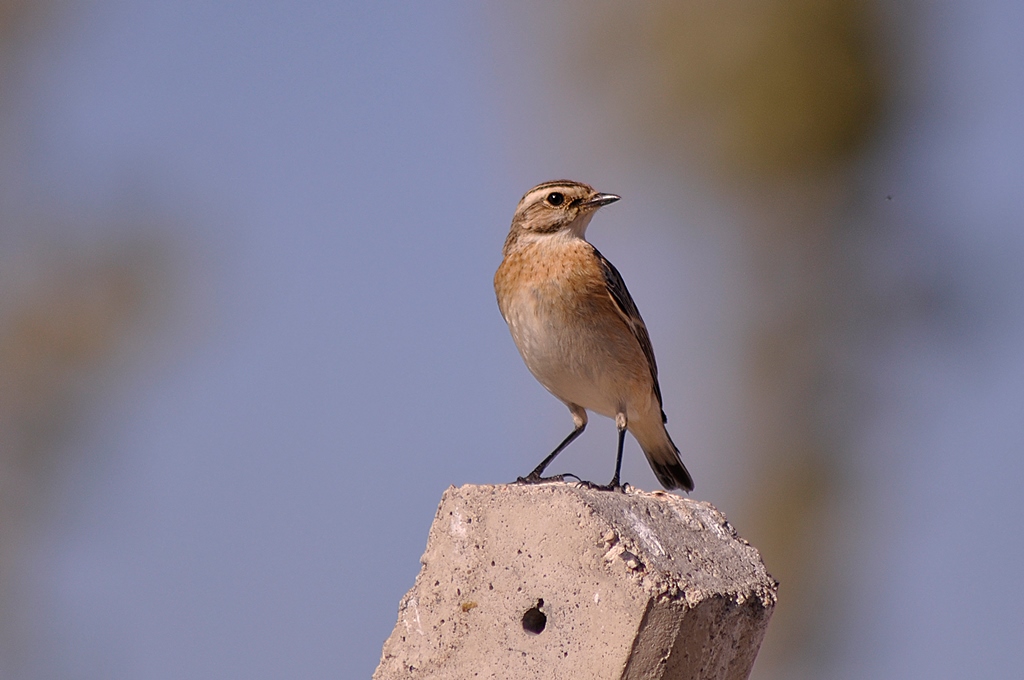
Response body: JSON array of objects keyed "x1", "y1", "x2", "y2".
[
  {"x1": 0, "y1": 242, "x2": 168, "y2": 666},
  {"x1": 0, "y1": 0, "x2": 52, "y2": 84},
  {"x1": 572, "y1": 0, "x2": 886, "y2": 183},
  {"x1": 0, "y1": 2, "x2": 177, "y2": 672}
]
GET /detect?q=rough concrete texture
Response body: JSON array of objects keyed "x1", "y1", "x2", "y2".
[{"x1": 374, "y1": 483, "x2": 777, "y2": 680}]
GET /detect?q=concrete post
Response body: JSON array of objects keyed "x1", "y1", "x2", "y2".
[{"x1": 374, "y1": 483, "x2": 777, "y2": 680}]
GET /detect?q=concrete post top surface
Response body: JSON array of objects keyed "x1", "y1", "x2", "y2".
[
  {"x1": 433, "y1": 483, "x2": 776, "y2": 609},
  {"x1": 375, "y1": 482, "x2": 777, "y2": 680}
]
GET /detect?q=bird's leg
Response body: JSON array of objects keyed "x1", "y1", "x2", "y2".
[
  {"x1": 517, "y1": 407, "x2": 586, "y2": 484},
  {"x1": 578, "y1": 412, "x2": 628, "y2": 492},
  {"x1": 609, "y1": 414, "x2": 627, "y2": 489}
]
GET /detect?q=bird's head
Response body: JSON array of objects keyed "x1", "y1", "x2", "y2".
[{"x1": 509, "y1": 180, "x2": 620, "y2": 241}]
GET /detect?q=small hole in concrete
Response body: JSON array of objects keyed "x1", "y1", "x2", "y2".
[{"x1": 522, "y1": 599, "x2": 546, "y2": 634}]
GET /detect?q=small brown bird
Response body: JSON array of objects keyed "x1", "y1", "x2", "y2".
[{"x1": 494, "y1": 180, "x2": 694, "y2": 491}]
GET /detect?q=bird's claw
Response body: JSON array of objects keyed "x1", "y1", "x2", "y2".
[
  {"x1": 575, "y1": 479, "x2": 630, "y2": 493},
  {"x1": 515, "y1": 472, "x2": 581, "y2": 485}
]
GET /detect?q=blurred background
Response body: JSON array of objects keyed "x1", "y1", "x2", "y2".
[{"x1": 1, "y1": 0, "x2": 1022, "y2": 678}]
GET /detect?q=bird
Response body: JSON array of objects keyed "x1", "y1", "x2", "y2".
[{"x1": 494, "y1": 180, "x2": 694, "y2": 492}]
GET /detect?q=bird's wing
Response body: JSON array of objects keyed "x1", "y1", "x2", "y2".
[{"x1": 593, "y1": 246, "x2": 667, "y2": 418}]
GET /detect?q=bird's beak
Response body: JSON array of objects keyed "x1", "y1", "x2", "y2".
[{"x1": 582, "y1": 193, "x2": 620, "y2": 209}]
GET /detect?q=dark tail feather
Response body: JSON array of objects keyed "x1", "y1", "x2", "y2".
[{"x1": 644, "y1": 432, "x2": 694, "y2": 492}]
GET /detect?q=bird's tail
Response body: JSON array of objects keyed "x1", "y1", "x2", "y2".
[{"x1": 635, "y1": 425, "x2": 694, "y2": 492}]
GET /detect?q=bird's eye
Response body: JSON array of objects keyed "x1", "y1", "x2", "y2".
[{"x1": 546, "y1": 192, "x2": 565, "y2": 206}]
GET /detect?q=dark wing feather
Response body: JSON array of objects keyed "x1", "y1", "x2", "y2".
[{"x1": 593, "y1": 246, "x2": 667, "y2": 420}]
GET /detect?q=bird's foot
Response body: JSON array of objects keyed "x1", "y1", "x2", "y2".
[
  {"x1": 576, "y1": 479, "x2": 631, "y2": 493},
  {"x1": 515, "y1": 472, "x2": 580, "y2": 485}
]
